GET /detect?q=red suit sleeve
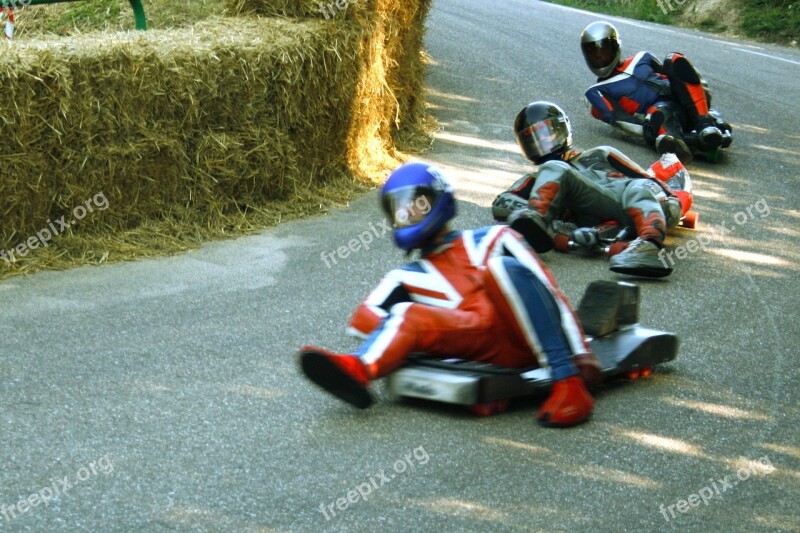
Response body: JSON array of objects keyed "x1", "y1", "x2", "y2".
[{"x1": 347, "y1": 270, "x2": 411, "y2": 338}]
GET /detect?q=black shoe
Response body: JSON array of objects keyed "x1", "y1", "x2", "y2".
[
  {"x1": 697, "y1": 114, "x2": 725, "y2": 150},
  {"x1": 608, "y1": 238, "x2": 673, "y2": 278},
  {"x1": 656, "y1": 134, "x2": 693, "y2": 164},
  {"x1": 698, "y1": 126, "x2": 723, "y2": 150},
  {"x1": 708, "y1": 110, "x2": 733, "y2": 147},
  {"x1": 719, "y1": 129, "x2": 732, "y2": 148},
  {"x1": 299, "y1": 348, "x2": 373, "y2": 409},
  {"x1": 508, "y1": 209, "x2": 554, "y2": 253}
]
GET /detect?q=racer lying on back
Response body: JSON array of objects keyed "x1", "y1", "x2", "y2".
[
  {"x1": 581, "y1": 21, "x2": 732, "y2": 164},
  {"x1": 492, "y1": 101, "x2": 692, "y2": 278}
]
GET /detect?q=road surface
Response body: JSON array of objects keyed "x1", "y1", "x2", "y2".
[{"x1": 1, "y1": 1, "x2": 798, "y2": 531}]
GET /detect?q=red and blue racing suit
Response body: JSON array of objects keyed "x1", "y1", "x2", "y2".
[
  {"x1": 347, "y1": 225, "x2": 590, "y2": 380},
  {"x1": 585, "y1": 52, "x2": 712, "y2": 142}
]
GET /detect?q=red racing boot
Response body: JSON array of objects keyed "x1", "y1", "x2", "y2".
[
  {"x1": 537, "y1": 375, "x2": 594, "y2": 428},
  {"x1": 299, "y1": 346, "x2": 373, "y2": 409}
]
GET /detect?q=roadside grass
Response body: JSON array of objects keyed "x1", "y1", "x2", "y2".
[
  {"x1": 738, "y1": 0, "x2": 800, "y2": 44},
  {"x1": 545, "y1": 0, "x2": 798, "y2": 45},
  {"x1": 553, "y1": 0, "x2": 674, "y2": 24}
]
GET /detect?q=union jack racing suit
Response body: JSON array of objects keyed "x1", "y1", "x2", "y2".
[{"x1": 346, "y1": 225, "x2": 589, "y2": 381}]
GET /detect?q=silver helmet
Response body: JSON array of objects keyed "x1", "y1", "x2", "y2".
[{"x1": 580, "y1": 21, "x2": 621, "y2": 78}]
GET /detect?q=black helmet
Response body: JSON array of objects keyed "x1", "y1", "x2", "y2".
[
  {"x1": 580, "y1": 21, "x2": 621, "y2": 78},
  {"x1": 514, "y1": 102, "x2": 573, "y2": 164}
]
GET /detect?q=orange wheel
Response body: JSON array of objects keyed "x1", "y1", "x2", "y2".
[
  {"x1": 607, "y1": 241, "x2": 629, "y2": 257},
  {"x1": 554, "y1": 233, "x2": 571, "y2": 253},
  {"x1": 623, "y1": 369, "x2": 642, "y2": 380},
  {"x1": 469, "y1": 403, "x2": 493, "y2": 416},
  {"x1": 468, "y1": 399, "x2": 510, "y2": 416},
  {"x1": 681, "y1": 211, "x2": 699, "y2": 229},
  {"x1": 640, "y1": 367, "x2": 653, "y2": 377}
]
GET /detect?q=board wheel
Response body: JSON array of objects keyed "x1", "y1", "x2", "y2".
[
  {"x1": 704, "y1": 147, "x2": 720, "y2": 163},
  {"x1": 607, "y1": 241, "x2": 628, "y2": 257},
  {"x1": 624, "y1": 369, "x2": 641, "y2": 380},
  {"x1": 681, "y1": 210, "x2": 699, "y2": 229},
  {"x1": 468, "y1": 399, "x2": 510, "y2": 417},
  {"x1": 554, "y1": 233, "x2": 571, "y2": 253},
  {"x1": 623, "y1": 366, "x2": 653, "y2": 380}
]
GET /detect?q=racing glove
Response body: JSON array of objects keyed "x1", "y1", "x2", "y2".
[{"x1": 571, "y1": 228, "x2": 599, "y2": 249}]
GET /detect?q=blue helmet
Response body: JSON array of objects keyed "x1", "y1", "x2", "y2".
[{"x1": 380, "y1": 162, "x2": 456, "y2": 251}]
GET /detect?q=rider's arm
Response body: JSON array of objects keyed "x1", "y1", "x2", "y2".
[
  {"x1": 587, "y1": 53, "x2": 662, "y2": 132},
  {"x1": 604, "y1": 146, "x2": 651, "y2": 178},
  {"x1": 584, "y1": 88, "x2": 617, "y2": 124},
  {"x1": 584, "y1": 90, "x2": 646, "y2": 134},
  {"x1": 347, "y1": 269, "x2": 412, "y2": 338}
]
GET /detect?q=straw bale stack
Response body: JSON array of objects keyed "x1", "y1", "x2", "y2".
[
  {"x1": 224, "y1": 0, "x2": 433, "y2": 169},
  {"x1": 0, "y1": 0, "x2": 432, "y2": 273},
  {"x1": 0, "y1": 17, "x2": 362, "y2": 248}
]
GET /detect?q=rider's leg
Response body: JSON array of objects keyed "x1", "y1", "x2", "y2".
[
  {"x1": 299, "y1": 297, "x2": 508, "y2": 408},
  {"x1": 648, "y1": 102, "x2": 694, "y2": 164},
  {"x1": 662, "y1": 52, "x2": 723, "y2": 149},
  {"x1": 608, "y1": 179, "x2": 673, "y2": 277},
  {"x1": 648, "y1": 154, "x2": 693, "y2": 218},
  {"x1": 483, "y1": 255, "x2": 597, "y2": 426},
  {"x1": 620, "y1": 179, "x2": 669, "y2": 243}
]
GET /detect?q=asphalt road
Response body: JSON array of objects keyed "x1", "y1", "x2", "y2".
[{"x1": 1, "y1": 1, "x2": 799, "y2": 531}]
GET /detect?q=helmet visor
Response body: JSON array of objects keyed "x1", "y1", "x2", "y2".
[
  {"x1": 517, "y1": 117, "x2": 568, "y2": 159},
  {"x1": 383, "y1": 185, "x2": 435, "y2": 228},
  {"x1": 582, "y1": 38, "x2": 618, "y2": 70}
]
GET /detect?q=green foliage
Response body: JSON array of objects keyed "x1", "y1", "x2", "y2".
[
  {"x1": 57, "y1": 0, "x2": 121, "y2": 32},
  {"x1": 548, "y1": 0, "x2": 676, "y2": 25},
  {"x1": 739, "y1": 0, "x2": 799, "y2": 43},
  {"x1": 546, "y1": 0, "x2": 798, "y2": 45},
  {"x1": 697, "y1": 17, "x2": 727, "y2": 34}
]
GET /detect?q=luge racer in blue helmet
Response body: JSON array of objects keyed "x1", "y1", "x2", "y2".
[
  {"x1": 380, "y1": 162, "x2": 456, "y2": 252},
  {"x1": 299, "y1": 160, "x2": 602, "y2": 428}
]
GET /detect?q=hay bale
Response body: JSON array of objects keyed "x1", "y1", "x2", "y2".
[
  {"x1": 223, "y1": 0, "x2": 325, "y2": 19},
  {"x1": 0, "y1": 0, "x2": 433, "y2": 275},
  {"x1": 193, "y1": 126, "x2": 301, "y2": 205},
  {"x1": 224, "y1": 0, "x2": 434, "y2": 168},
  {"x1": 0, "y1": 17, "x2": 365, "y2": 251},
  {"x1": 57, "y1": 131, "x2": 189, "y2": 226}
]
